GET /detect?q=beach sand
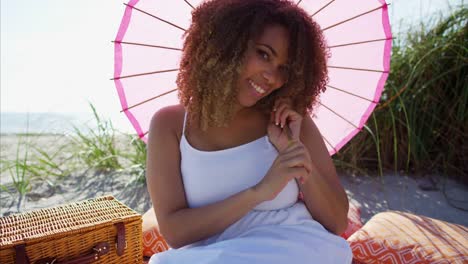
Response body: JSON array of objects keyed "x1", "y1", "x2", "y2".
[{"x1": 1, "y1": 134, "x2": 467, "y2": 227}]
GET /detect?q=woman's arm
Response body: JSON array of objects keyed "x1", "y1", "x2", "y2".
[
  {"x1": 146, "y1": 106, "x2": 264, "y2": 249},
  {"x1": 298, "y1": 115, "x2": 349, "y2": 235}
]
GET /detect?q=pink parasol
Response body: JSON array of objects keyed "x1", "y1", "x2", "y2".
[{"x1": 113, "y1": 0, "x2": 392, "y2": 155}]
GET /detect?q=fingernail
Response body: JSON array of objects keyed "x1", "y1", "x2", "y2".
[
  {"x1": 276, "y1": 122, "x2": 279, "y2": 126},
  {"x1": 281, "y1": 123, "x2": 284, "y2": 128}
]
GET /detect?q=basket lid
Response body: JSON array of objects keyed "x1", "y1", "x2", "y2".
[{"x1": 0, "y1": 195, "x2": 141, "y2": 248}]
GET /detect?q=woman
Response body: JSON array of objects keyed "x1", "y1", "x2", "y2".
[{"x1": 146, "y1": 0, "x2": 352, "y2": 262}]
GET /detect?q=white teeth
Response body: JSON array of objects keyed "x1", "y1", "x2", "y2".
[{"x1": 249, "y1": 80, "x2": 265, "y2": 94}]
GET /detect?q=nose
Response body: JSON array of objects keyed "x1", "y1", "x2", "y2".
[{"x1": 262, "y1": 68, "x2": 285, "y2": 87}]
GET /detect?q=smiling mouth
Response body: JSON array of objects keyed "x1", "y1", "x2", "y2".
[{"x1": 248, "y1": 79, "x2": 266, "y2": 94}]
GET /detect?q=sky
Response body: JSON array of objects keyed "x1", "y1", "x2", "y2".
[{"x1": 1, "y1": 0, "x2": 465, "y2": 132}]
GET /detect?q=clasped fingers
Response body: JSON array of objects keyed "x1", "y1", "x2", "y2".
[
  {"x1": 281, "y1": 139, "x2": 303, "y2": 153},
  {"x1": 278, "y1": 144, "x2": 311, "y2": 173},
  {"x1": 276, "y1": 140, "x2": 313, "y2": 184},
  {"x1": 279, "y1": 151, "x2": 311, "y2": 173}
]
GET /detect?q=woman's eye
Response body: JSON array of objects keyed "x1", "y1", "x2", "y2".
[{"x1": 257, "y1": 50, "x2": 269, "y2": 60}]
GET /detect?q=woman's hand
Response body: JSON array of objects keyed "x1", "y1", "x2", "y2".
[
  {"x1": 253, "y1": 140, "x2": 312, "y2": 202},
  {"x1": 267, "y1": 98, "x2": 303, "y2": 153}
]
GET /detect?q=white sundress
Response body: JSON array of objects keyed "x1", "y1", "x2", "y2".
[{"x1": 149, "y1": 112, "x2": 353, "y2": 264}]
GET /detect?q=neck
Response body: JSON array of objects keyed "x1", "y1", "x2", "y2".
[{"x1": 232, "y1": 102, "x2": 260, "y2": 119}]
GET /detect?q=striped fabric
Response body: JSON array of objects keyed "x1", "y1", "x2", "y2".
[{"x1": 348, "y1": 211, "x2": 468, "y2": 263}]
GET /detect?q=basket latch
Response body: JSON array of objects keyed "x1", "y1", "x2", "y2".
[
  {"x1": 114, "y1": 222, "x2": 126, "y2": 256},
  {"x1": 14, "y1": 244, "x2": 30, "y2": 264}
]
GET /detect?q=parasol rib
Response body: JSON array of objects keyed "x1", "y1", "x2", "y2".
[
  {"x1": 328, "y1": 66, "x2": 389, "y2": 73},
  {"x1": 323, "y1": 3, "x2": 390, "y2": 31},
  {"x1": 121, "y1": 88, "x2": 178, "y2": 112},
  {"x1": 321, "y1": 135, "x2": 339, "y2": 154},
  {"x1": 329, "y1": 37, "x2": 394, "y2": 49},
  {"x1": 112, "y1": 69, "x2": 179, "y2": 80},
  {"x1": 326, "y1": 84, "x2": 379, "y2": 103},
  {"x1": 318, "y1": 102, "x2": 359, "y2": 129},
  {"x1": 112, "y1": 40, "x2": 182, "y2": 51},
  {"x1": 124, "y1": 3, "x2": 186, "y2": 32},
  {"x1": 183, "y1": 0, "x2": 195, "y2": 10},
  {"x1": 310, "y1": 0, "x2": 336, "y2": 18}
]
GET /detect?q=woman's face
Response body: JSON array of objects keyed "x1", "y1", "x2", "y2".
[{"x1": 235, "y1": 24, "x2": 290, "y2": 109}]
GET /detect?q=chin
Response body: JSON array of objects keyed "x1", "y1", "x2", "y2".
[
  {"x1": 236, "y1": 100, "x2": 256, "y2": 109},
  {"x1": 241, "y1": 93, "x2": 261, "y2": 107}
]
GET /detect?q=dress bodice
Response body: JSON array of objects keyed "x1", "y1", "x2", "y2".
[{"x1": 179, "y1": 111, "x2": 299, "y2": 211}]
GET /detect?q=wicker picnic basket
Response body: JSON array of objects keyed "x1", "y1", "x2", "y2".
[{"x1": 0, "y1": 195, "x2": 142, "y2": 264}]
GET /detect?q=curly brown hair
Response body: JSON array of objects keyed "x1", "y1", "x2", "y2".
[{"x1": 176, "y1": 0, "x2": 329, "y2": 131}]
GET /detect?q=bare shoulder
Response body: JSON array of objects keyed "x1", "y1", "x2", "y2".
[
  {"x1": 300, "y1": 114, "x2": 327, "y2": 155},
  {"x1": 301, "y1": 115, "x2": 321, "y2": 136},
  {"x1": 149, "y1": 104, "x2": 186, "y2": 141}
]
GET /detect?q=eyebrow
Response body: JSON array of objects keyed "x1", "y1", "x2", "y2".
[
  {"x1": 257, "y1": 43, "x2": 277, "y2": 57},
  {"x1": 256, "y1": 43, "x2": 289, "y2": 68}
]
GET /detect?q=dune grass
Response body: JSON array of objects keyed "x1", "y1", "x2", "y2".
[
  {"x1": 0, "y1": 115, "x2": 74, "y2": 210},
  {"x1": 335, "y1": 6, "x2": 467, "y2": 182},
  {"x1": 1, "y1": 105, "x2": 147, "y2": 209},
  {"x1": 118, "y1": 134, "x2": 147, "y2": 183},
  {"x1": 1, "y1": 136, "x2": 32, "y2": 211},
  {"x1": 69, "y1": 103, "x2": 122, "y2": 171},
  {"x1": 0, "y1": 132, "x2": 79, "y2": 210}
]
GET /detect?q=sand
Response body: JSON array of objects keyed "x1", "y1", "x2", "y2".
[
  {"x1": 1, "y1": 134, "x2": 467, "y2": 227},
  {"x1": 342, "y1": 173, "x2": 467, "y2": 225}
]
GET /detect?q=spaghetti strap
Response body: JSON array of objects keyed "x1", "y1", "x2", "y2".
[{"x1": 182, "y1": 111, "x2": 188, "y2": 136}]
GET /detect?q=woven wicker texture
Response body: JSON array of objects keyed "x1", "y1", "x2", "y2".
[{"x1": 0, "y1": 195, "x2": 142, "y2": 264}]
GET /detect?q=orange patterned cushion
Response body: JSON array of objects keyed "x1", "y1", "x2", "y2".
[
  {"x1": 341, "y1": 202, "x2": 363, "y2": 239},
  {"x1": 347, "y1": 211, "x2": 468, "y2": 263},
  {"x1": 142, "y1": 208, "x2": 170, "y2": 257},
  {"x1": 143, "y1": 228, "x2": 169, "y2": 257},
  {"x1": 142, "y1": 226, "x2": 170, "y2": 257}
]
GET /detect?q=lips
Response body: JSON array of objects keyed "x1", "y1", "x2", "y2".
[{"x1": 248, "y1": 79, "x2": 267, "y2": 94}]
